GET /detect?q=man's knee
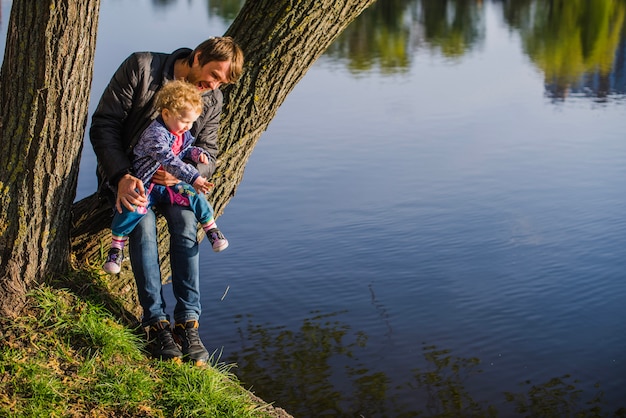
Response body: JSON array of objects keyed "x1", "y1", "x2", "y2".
[
  {"x1": 130, "y1": 209, "x2": 158, "y2": 243},
  {"x1": 162, "y1": 206, "x2": 198, "y2": 243}
]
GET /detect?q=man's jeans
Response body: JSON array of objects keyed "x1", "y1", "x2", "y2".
[{"x1": 128, "y1": 204, "x2": 201, "y2": 327}]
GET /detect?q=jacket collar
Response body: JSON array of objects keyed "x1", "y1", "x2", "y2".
[
  {"x1": 155, "y1": 115, "x2": 167, "y2": 128},
  {"x1": 163, "y1": 48, "x2": 193, "y2": 82}
]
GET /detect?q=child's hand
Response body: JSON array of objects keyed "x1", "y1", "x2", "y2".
[
  {"x1": 199, "y1": 153, "x2": 209, "y2": 164},
  {"x1": 193, "y1": 176, "x2": 214, "y2": 194}
]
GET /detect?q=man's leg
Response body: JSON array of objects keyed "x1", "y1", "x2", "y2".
[
  {"x1": 128, "y1": 209, "x2": 167, "y2": 326},
  {"x1": 160, "y1": 204, "x2": 210, "y2": 364},
  {"x1": 160, "y1": 204, "x2": 201, "y2": 322},
  {"x1": 128, "y1": 208, "x2": 182, "y2": 360}
]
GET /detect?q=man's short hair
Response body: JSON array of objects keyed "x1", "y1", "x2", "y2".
[{"x1": 190, "y1": 36, "x2": 244, "y2": 84}]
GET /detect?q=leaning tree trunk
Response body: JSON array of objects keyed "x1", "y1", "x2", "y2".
[
  {"x1": 69, "y1": 0, "x2": 376, "y2": 318},
  {"x1": 0, "y1": 0, "x2": 100, "y2": 317}
]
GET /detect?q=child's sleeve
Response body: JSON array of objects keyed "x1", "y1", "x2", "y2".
[
  {"x1": 137, "y1": 126, "x2": 201, "y2": 185},
  {"x1": 181, "y1": 146, "x2": 211, "y2": 164}
]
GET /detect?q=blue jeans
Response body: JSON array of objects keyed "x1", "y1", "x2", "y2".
[
  {"x1": 128, "y1": 202, "x2": 202, "y2": 327},
  {"x1": 111, "y1": 183, "x2": 214, "y2": 237}
]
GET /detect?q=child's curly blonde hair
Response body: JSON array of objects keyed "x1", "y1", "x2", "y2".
[{"x1": 154, "y1": 80, "x2": 203, "y2": 116}]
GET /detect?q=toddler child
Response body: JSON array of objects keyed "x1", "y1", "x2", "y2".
[{"x1": 103, "y1": 80, "x2": 228, "y2": 274}]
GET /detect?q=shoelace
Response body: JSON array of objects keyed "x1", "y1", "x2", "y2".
[
  {"x1": 183, "y1": 326, "x2": 202, "y2": 346},
  {"x1": 156, "y1": 327, "x2": 177, "y2": 347}
]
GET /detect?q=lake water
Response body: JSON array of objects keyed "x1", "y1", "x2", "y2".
[{"x1": 2, "y1": 0, "x2": 625, "y2": 416}]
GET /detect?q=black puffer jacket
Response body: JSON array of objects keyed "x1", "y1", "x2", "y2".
[{"x1": 89, "y1": 48, "x2": 221, "y2": 194}]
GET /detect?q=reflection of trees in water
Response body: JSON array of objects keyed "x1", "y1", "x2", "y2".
[
  {"x1": 203, "y1": 0, "x2": 626, "y2": 100},
  {"x1": 505, "y1": 375, "x2": 621, "y2": 418},
  {"x1": 501, "y1": 0, "x2": 626, "y2": 100},
  {"x1": 230, "y1": 311, "x2": 384, "y2": 416},
  {"x1": 407, "y1": 345, "x2": 497, "y2": 417},
  {"x1": 415, "y1": 0, "x2": 484, "y2": 60},
  {"x1": 228, "y1": 311, "x2": 624, "y2": 417},
  {"x1": 552, "y1": 36, "x2": 626, "y2": 103},
  {"x1": 325, "y1": 0, "x2": 485, "y2": 73},
  {"x1": 325, "y1": 0, "x2": 414, "y2": 74},
  {"x1": 207, "y1": 0, "x2": 244, "y2": 23},
  {"x1": 150, "y1": 0, "x2": 178, "y2": 9}
]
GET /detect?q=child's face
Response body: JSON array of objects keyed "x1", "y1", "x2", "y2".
[{"x1": 162, "y1": 107, "x2": 201, "y2": 135}]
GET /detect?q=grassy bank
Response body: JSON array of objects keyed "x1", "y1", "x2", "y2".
[{"x1": 0, "y1": 272, "x2": 290, "y2": 418}]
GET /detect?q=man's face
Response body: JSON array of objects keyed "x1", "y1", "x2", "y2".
[{"x1": 186, "y1": 54, "x2": 231, "y2": 91}]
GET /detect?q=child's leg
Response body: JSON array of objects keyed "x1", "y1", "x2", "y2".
[
  {"x1": 110, "y1": 206, "x2": 150, "y2": 245},
  {"x1": 111, "y1": 235, "x2": 127, "y2": 251},
  {"x1": 103, "y1": 234, "x2": 127, "y2": 274},
  {"x1": 199, "y1": 210, "x2": 229, "y2": 253},
  {"x1": 169, "y1": 183, "x2": 229, "y2": 252},
  {"x1": 103, "y1": 201, "x2": 152, "y2": 274},
  {"x1": 204, "y1": 226, "x2": 229, "y2": 253}
]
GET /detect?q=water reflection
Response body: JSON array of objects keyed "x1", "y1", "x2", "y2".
[
  {"x1": 231, "y1": 311, "x2": 372, "y2": 416},
  {"x1": 229, "y1": 312, "x2": 625, "y2": 417},
  {"x1": 132, "y1": 0, "x2": 626, "y2": 99},
  {"x1": 150, "y1": 0, "x2": 179, "y2": 10},
  {"x1": 150, "y1": 0, "x2": 242, "y2": 23},
  {"x1": 500, "y1": 0, "x2": 626, "y2": 101},
  {"x1": 417, "y1": 0, "x2": 485, "y2": 60},
  {"x1": 325, "y1": 0, "x2": 486, "y2": 73},
  {"x1": 208, "y1": 0, "x2": 244, "y2": 23},
  {"x1": 325, "y1": 0, "x2": 415, "y2": 74},
  {"x1": 326, "y1": 0, "x2": 626, "y2": 101}
]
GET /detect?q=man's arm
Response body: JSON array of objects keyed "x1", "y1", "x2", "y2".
[
  {"x1": 90, "y1": 53, "x2": 152, "y2": 211},
  {"x1": 89, "y1": 54, "x2": 141, "y2": 184}
]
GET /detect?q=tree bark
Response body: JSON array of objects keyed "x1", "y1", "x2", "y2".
[
  {"x1": 1, "y1": 0, "x2": 375, "y2": 318},
  {"x1": 0, "y1": 0, "x2": 100, "y2": 317}
]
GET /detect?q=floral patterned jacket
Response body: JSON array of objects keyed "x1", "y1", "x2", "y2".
[{"x1": 132, "y1": 117, "x2": 210, "y2": 187}]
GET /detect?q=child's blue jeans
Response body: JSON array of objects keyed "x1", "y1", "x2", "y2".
[{"x1": 110, "y1": 182, "x2": 214, "y2": 237}]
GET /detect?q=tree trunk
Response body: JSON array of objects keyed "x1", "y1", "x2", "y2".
[
  {"x1": 0, "y1": 0, "x2": 100, "y2": 317},
  {"x1": 1, "y1": 0, "x2": 375, "y2": 318}
]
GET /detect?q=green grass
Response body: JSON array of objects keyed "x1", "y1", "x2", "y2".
[{"x1": 0, "y1": 278, "x2": 281, "y2": 418}]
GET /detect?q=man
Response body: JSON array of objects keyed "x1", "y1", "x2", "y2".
[{"x1": 90, "y1": 37, "x2": 244, "y2": 364}]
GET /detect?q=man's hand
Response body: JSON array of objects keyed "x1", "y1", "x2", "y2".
[
  {"x1": 192, "y1": 176, "x2": 214, "y2": 194},
  {"x1": 116, "y1": 174, "x2": 148, "y2": 213},
  {"x1": 151, "y1": 169, "x2": 180, "y2": 187}
]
